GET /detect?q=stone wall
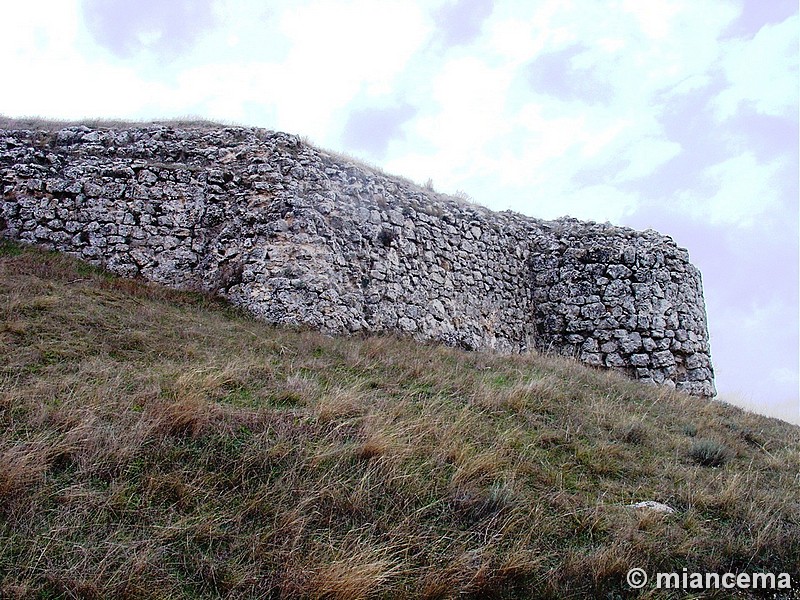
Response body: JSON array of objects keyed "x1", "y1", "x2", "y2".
[{"x1": 0, "y1": 125, "x2": 715, "y2": 396}]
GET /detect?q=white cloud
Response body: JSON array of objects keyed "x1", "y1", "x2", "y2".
[
  {"x1": 709, "y1": 295, "x2": 799, "y2": 424},
  {"x1": 620, "y1": 0, "x2": 682, "y2": 40},
  {"x1": 504, "y1": 105, "x2": 588, "y2": 183},
  {"x1": 714, "y1": 14, "x2": 799, "y2": 120},
  {"x1": 385, "y1": 54, "x2": 518, "y2": 187},
  {"x1": 274, "y1": 0, "x2": 430, "y2": 138},
  {"x1": 558, "y1": 183, "x2": 640, "y2": 223},
  {"x1": 676, "y1": 152, "x2": 785, "y2": 227},
  {"x1": 540, "y1": 0, "x2": 738, "y2": 101},
  {"x1": 613, "y1": 137, "x2": 682, "y2": 182},
  {"x1": 378, "y1": 0, "x2": 742, "y2": 223},
  {"x1": 0, "y1": 0, "x2": 178, "y2": 120},
  {"x1": 0, "y1": 1, "x2": 81, "y2": 57},
  {"x1": 485, "y1": 16, "x2": 544, "y2": 62},
  {"x1": 483, "y1": 2, "x2": 553, "y2": 63},
  {"x1": 425, "y1": 56, "x2": 514, "y2": 152},
  {"x1": 579, "y1": 117, "x2": 633, "y2": 159}
]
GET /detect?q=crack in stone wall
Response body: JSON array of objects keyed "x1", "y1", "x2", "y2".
[{"x1": 0, "y1": 125, "x2": 715, "y2": 396}]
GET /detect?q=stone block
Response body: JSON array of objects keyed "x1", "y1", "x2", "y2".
[{"x1": 652, "y1": 350, "x2": 676, "y2": 368}]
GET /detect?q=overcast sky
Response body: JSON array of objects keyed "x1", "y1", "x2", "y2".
[{"x1": 3, "y1": 0, "x2": 798, "y2": 423}]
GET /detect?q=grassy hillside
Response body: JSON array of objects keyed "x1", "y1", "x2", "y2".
[{"x1": 1, "y1": 240, "x2": 798, "y2": 599}]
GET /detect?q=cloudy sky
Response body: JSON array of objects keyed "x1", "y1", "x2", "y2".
[{"x1": 3, "y1": 0, "x2": 798, "y2": 423}]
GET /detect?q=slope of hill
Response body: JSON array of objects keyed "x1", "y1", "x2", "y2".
[{"x1": 1, "y1": 240, "x2": 798, "y2": 599}]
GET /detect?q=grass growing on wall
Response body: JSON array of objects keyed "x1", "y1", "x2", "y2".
[
  {"x1": 0, "y1": 117, "x2": 480, "y2": 208},
  {"x1": 0, "y1": 115, "x2": 235, "y2": 131},
  {"x1": 1, "y1": 240, "x2": 798, "y2": 599}
]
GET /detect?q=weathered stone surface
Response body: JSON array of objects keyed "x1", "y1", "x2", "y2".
[
  {"x1": 0, "y1": 125, "x2": 715, "y2": 396},
  {"x1": 627, "y1": 501, "x2": 676, "y2": 514}
]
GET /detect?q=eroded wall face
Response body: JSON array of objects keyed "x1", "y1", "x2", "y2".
[
  {"x1": 529, "y1": 227, "x2": 714, "y2": 396},
  {"x1": 0, "y1": 125, "x2": 714, "y2": 396}
]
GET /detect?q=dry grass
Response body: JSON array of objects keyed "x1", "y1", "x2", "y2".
[
  {"x1": 0, "y1": 114, "x2": 236, "y2": 132},
  {"x1": 1, "y1": 239, "x2": 799, "y2": 598}
]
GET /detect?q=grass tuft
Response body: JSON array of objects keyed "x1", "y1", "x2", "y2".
[{"x1": 688, "y1": 438, "x2": 731, "y2": 467}]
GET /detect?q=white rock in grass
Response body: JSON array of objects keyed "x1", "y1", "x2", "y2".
[{"x1": 628, "y1": 501, "x2": 675, "y2": 514}]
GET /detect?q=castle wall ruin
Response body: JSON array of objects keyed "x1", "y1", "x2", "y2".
[{"x1": 0, "y1": 125, "x2": 715, "y2": 396}]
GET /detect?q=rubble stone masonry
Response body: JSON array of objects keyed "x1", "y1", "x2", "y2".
[{"x1": 0, "y1": 125, "x2": 715, "y2": 396}]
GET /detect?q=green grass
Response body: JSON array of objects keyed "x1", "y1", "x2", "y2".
[{"x1": 1, "y1": 240, "x2": 798, "y2": 599}]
